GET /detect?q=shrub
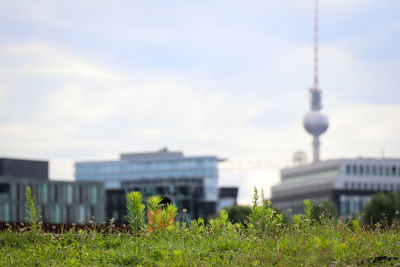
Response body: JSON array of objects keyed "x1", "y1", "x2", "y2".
[
  {"x1": 311, "y1": 200, "x2": 338, "y2": 223},
  {"x1": 208, "y1": 209, "x2": 231, "y2": 232},
  {"x1": 225, "y1": 205, "x2": 251, "y2": 225},
  {"x1": 363, "y1": 192, "x2": 400, "y2": 226},
  {"x1": 146, "y1": 195, "x2": 177, "y2": 233},
  {"x1": 249, "y1": 187, "x2": 283, "y2": 231},
  {"x1": 126, "y1": 191, "x2": 145, "y2": 232}
]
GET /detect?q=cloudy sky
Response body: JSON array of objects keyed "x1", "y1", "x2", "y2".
[{"x1": 0, "y1": 1, "x2": 399, "y2": 204}]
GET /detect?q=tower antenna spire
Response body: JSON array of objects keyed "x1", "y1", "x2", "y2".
[
  {"x1": 313, "y1": 0, "x2": 319, "y2": 91},
  {"x1": 303, "y1": 0, "x2": 329, "y2": 163}
]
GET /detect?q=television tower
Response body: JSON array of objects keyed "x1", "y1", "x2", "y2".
[{"x1": 303, "y1": 0, "x2": 329, "y2": 162}]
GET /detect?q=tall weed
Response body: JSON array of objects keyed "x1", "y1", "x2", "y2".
[
  {"x1": 303, "y1": 199, "x2": 312, "y2": 220},
  {"x1": 126, "y1": 191, "x2": 145, "y2": 232},
  {"x1": 25, "y1": 186, "x2": 41, "y2": 231},
  {"x1": 249, "y1": 187, "x2": 283, "y2": 232}
]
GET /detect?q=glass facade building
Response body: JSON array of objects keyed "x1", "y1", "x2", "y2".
[
  {"x1": 76, "y1": 149, "x2": 219, "y2": 201},
  {"x1": 0, "y1": 158, "x2": 105, "y2": 224},
  {"x1": 0, "y1": 177, "x2": 105, "y2": 224},
  {"x1": 75, "y1": 149, "x2": 226, "y2": 223}
]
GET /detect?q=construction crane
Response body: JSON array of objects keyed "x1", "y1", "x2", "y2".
[{"x1": 218, "y1": 159, "x2": 289, "y2": 172}]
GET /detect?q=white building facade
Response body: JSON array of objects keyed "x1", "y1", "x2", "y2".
[{"x1": 271, "y1": 158, "x2": 400, "y2": 216}]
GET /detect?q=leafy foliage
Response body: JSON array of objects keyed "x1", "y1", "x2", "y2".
[
  {"x1": 249, "y1": 187, "x2": 283, "y2": 232},
  {"x1": 363, "y1": 191, "x2": 400, "y2": 226},
  {"x1": 225, "y1": 205, "x2": 251, "y2": 224},
  {"x1": 303, "y1": 199, "x2": 312, "y2": 220},
  {"x1": 125, "y1": 191, "x2": 145, "y2": 232},
  {"x1": 311, "y1": 200, "x2": 338, "y2": 223},
  {"x1": 146, "y1": 195, "x2": 178, "y2": 233},
  {"x1": 24, "y1": 186, "x2": 41, "y2": 231}
]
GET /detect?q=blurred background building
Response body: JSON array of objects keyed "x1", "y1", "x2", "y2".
[
  {"x1": 0, "y1": 158, "x2": 105, "y2": 224},
  {"x1": 271, "y1": 158, "x2": 400, "y2": 216},
  {"x1": 76, "y1": 148, "x2": 237, "y2": 224}
]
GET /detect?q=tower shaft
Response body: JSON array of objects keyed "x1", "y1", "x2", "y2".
[{"x1": 312, "y1": 135, "x2": 320, "y2": 162}]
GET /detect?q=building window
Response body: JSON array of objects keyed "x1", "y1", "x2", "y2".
[
  {"x1": 3, "y1": 203, "x2": 9, "y2": 221},
  {"x1": 340, "y1": 195, "x2": 347, "y2": 215},
  {"x1": 42, "y1": 205, "x2": 46, "y2": 221},
  {"x1": 372, "y1": 166, "x2": 376, "y2": 175},
  {"x1": 42, "y1": 184, "x2": 48, "y2": 204},
  {"x1": 79, "y1": 187, "x2": 83, "y2": 203},
  {"x1": 16, "y1": 205, "x2": 20, "y2": 222},
  {"x1": 67, "y1": 185, "x2": 72, "y2": 204},
  {"x1": 16, "y1": 184, "x2": 20, "y2": 201},
  {"x1": 379, "y1": 166, "x2": 383, "y2": 175},
  {"x1": 354, "y1": 196, "x2": 361, "y2": 213},
  {"x1": 112, "y1": 210, "x2": 119, "y2": 221},
  {"x1": 349, "y1": 196, "x2": 355, "y2": 214},
  {"x1": 79, "y1": 205, "x2": 85, "y2": 223},
  {"x1": 91, "y1": 186, "x2": 97, "y2": 205},
  {"x1": 386, "y1": 167, "x2": 390, "y2": 176},
  {"x1": 54, "y1": 185, "x2": 58, "y2": 203},
  {"x1": 353, "y1": 165, "x2": 357, "y2": 175},
  {"x1": 346, "y1": 165, "x2": 350, "y2": 175},
  {"x1": 366, "y1": 165, "x2": 370, "y2": 175},
  {"x1": 362, "y1": 196, "x2": 370, "y2": 209},
  {"x1": 66, "y1": 206, "x2": 71, "y2": 223},
  {"x1": 54, "y1": 204, "x2": 60, "y2": 223},
  {"x1": 90, "y1": 207, "x2": 95, "y2": 220},
  {"x1": 392, "y1": 166, "x2": 396, "y2": 176},
  {"x1": 360, "y1": 166, "x2": 363, "y2": 175}
]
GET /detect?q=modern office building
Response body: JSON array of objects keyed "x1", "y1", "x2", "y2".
[
  {"x1": 0, "y1": 158, "x2": 105, "y2": 224},
  {"x1": 271, "y1": 158, "x2": 400, "y2": 216},
  {"x1": 76, "y1": 148, "x2": 236, "y2": 223}
]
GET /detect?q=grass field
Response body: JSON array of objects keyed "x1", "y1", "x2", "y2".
[
  {"x1": 1, "y1": 218, "x2": 400, "y2": 266},
  {"x1": 1, "y1": 189, "x2": 399, "y2": 266}
]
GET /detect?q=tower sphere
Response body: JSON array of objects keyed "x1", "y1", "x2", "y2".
[{"x1": 303, "y1": 110, "x2": 329, "y2": 136}]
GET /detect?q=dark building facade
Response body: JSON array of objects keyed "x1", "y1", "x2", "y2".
[
  {"x1": 217, "y1": 187, "x2": 238, "y2": 211},
  {"x1": 0, "y1": 158, "x2": 48, "y2": 180}
]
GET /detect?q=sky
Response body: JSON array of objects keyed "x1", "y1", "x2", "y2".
[{"x1": 0, "y1": 1, "x2": 399, "y2": 204}]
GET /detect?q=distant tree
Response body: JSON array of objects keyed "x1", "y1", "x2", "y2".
[
  {"x1": 225, "y1": 205, "x2": 252, "y2": 224},
  {"x1": 311, "y1": 200, "x2": 338, "y2": 223},
  {"x1": 363, "y1": 192, "x2": 400, "y2": 226}
]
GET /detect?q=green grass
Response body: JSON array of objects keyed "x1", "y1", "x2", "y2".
[
  {"x1": 1, "y1": 189, "x2": 399, "y2": 266},
  {"x1": 1, "y1": 217, "x2": 399, "y2": 266}
]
